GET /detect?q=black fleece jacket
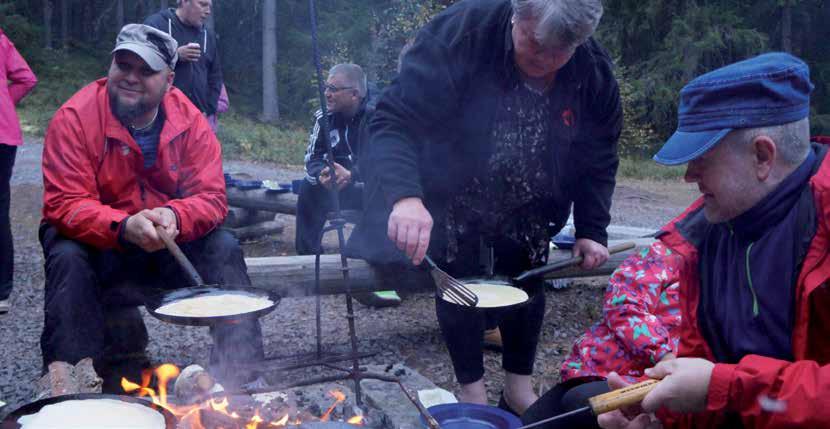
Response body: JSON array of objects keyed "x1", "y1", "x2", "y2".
[
  {"x1": 367, "y1": 0, "x2": 622, "y2": 252},
  {"x1": 144, "y1": 8, "x2": 222, "y2": 115}
]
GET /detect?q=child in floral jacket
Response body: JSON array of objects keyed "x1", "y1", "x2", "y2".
[{"x1": 560, "y1": 241, "x2": 683, "y2": 383}]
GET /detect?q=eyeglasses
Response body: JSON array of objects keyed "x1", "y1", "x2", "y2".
[{"x1": 325, "y1": 84, "x2": 354, "y2": 93}]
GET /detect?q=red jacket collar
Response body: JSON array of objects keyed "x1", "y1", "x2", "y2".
[{"x1": 99, "y1": 77, "x2": 189, "y2": 146}]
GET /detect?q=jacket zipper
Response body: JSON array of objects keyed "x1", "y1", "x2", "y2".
[{"x1": 745, "y1": 242, "x2": 760, "y2": 317}]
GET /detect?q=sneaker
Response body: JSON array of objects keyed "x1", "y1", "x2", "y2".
[
  {"x1": 483, "y1": 327, "x2": 503, "y2": 352},
  {"x1": 0, "y1": 299, "x2": 9, "y2": 315},
  {"x1": 353, "y1": 291, "x2": 402, "y2": 308}
]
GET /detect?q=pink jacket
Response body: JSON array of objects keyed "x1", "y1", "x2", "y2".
[
  {"x1": 561, "y1": 241, "x2": 683, "y2": 382},
  {"x1": 0, "y1": 29, "x2": 37, "y2": 147}
]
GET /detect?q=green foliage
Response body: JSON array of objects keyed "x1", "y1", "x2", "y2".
[
  {"x1": 217, "y1": 113, "x2": 308, "y2": 165},
  {"x1": 601, "y1": 1, "x2": 768, "y2": 141},
  {"x1": 0, "y1": 5, "x2": 42, "y2": 65},
  {"x1": 16, "y1": 49, "x2": 109, "y2": 136},
  {"x1": 369, "y1": 0, "x2": 448, "y2": 85},
  {"x1": 616, "y1": 65, "x2": 661, "y2": 158}
]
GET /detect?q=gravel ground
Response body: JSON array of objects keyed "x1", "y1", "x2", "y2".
[{"x1": 0, "y1": 141, "x2": 698, "y2": 417}]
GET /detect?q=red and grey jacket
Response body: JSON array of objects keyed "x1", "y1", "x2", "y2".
[
  {"x1": 42, "y1": 78, "x2": 228, "y2": 249},
  {"x1": 655, "y1": 139, "x2": 830, "y2": 428}
]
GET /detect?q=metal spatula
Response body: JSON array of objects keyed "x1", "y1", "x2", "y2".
[{"x1": 423, "y1": 255, "x2": 479, "y2": 307}]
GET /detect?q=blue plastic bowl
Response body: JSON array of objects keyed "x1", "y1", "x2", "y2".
[
  {"x1": 421, "y1": 403, "x2": 522, "y2": 429},
  {"x1": 551, "y1": 233, "x2": 576, "y2": 250}
]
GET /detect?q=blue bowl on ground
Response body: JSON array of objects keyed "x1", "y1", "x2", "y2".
[
  {"x1": 551, "y1": 233, "x2": 575, "y2": 250},
  {"x1": 421, "y1": 403, "x2": 522, "y2": 429}
]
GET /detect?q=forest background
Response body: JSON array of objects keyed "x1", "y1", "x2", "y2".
[{"x1": 1, "y1": 0, "x2": 829, "y2": 174}]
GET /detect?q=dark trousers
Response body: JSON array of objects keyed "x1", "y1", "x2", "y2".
[
  {"x1": 522, "y1": 378, "x2": 609, "y2": 429},
  {"x1": 39, "y1": 223, "x2": 264, "y2": 378},
  {"x1": 295, "y1": 179, "x2": 363, "y2": 255},
  {"x1": 436, "y1": 232, "x2": 546, "y2": 384},
  {"x1": 0, "y1": 145, "x2": 16, "y2": 300}
]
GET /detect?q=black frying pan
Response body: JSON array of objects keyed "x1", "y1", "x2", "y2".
[
  {"x1": 0, "y1": 393, "x2": 177, "y2": 429},
  {"x1": 145, "y1": 285, "x2": 281, "y2": 327},
  {"x1": 145, "y1": 226, "x2": 281, "y2": 326}
]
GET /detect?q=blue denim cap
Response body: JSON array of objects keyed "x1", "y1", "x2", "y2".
[{"x1": 654, "y1": 52, "x2": 814, "y2": 165}]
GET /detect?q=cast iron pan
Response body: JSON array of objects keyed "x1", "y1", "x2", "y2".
[
  {"x1": 422, "y1": 403, "x2": 522, "y2": 429},
  {"x1": 0, "y1": 393, "x2": 177, "y2": 429},
  {"x1": 145, "y1": 226, "x2": 281, "y2": 326},
  {"x1": 146, "y1": 285, "x2": 281, "y2": 327}
]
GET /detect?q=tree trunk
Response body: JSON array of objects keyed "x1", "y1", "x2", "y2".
[
  {"x1": 261, "y1": 0, "x2": 280, "y2": 122},
  {"x1": 116, "y1": 0, "x2": 125, "y2": 31},
  {"x1": 43, "y1": 0, "x2": 53, "y2": 49},
  {"x1": 781, "y1": 3, "x2": 793, "y2": 52},
  {"x1": 60, "y1": 0, "x2": 69, "y2": 49}
]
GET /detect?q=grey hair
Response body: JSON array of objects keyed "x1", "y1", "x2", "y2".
[
  {"x1": 511, "y1": 0, "x2": 603, "y2": 49},
  {"x1": 730, "y1": 118, "x2": 811, "y2": 166},
  {"x1": 329, "y1": 63, "x2": 367, "y2": 98}
]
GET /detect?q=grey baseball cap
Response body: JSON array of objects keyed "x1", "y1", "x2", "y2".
[{"x1": 112, "y1": 24, "x2": 178, "y2": 71}]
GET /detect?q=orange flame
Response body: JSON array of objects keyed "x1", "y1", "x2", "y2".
[
  {"x1": 123, "y1": 365, "x2": 363, "y2": 428},
  {"x1": 321, "y1": 390, "x2": 346, "y2": 421},
  {"x1": 271, "y1": 414, "x2": 290, "y2": 426},
  {"x1": 246, "y1": 410, "x2": 264, "y2": 429},
  {"x1": 155, "y1": 364, "x2": 180, "y2": 406}
]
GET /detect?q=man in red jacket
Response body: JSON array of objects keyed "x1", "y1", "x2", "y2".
[
  {"x1": 39, "y1": 24, "x2": 262, "y2": 391},
  {"x1": 598, "y1": 53, "x2": 830, "y2": 428}
]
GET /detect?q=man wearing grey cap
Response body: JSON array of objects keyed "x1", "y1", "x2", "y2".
[
  {"x1": 38, "y1": 24, "x2": 262, "y2": 391},
  {"x1": 594, "y1": 53, "x2": 830, "y2": 428}
]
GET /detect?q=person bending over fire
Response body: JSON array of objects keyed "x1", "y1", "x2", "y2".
[
  {"x1": 38, "y1": 24, "x2": 262, "y2": 391},
  {"x1": 361, "y1": 0, "x2": 622, "y2": 415}
]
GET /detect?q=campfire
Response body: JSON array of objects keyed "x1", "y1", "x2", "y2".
[{"x1": 121, "y1": 364, "x2": 365, "y2": 429}]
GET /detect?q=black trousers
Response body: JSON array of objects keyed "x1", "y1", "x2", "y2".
[
  {"x1": 522, "y1": 378, "x2": 609, "y2": 429},
  {"x1": 295, "y1": 179, "x2": 363, "y2": 255},
  {"x1": 39, "y1": 223, "x2": 264, "y2": 376},
  {"x1": 0, "y1": 145, "x2": 16, "y2": 300},
  {"x1": 436, "y1": 232, "x2": 546, "y2": 384}
]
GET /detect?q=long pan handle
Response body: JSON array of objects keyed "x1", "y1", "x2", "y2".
[
  {"x1": 154, "y1": 225, "x2": 204, "y2": 287},
  {"x1": 514, "y1": 242, "x2": 636, "y2": 282},
  {"x1": 588, "y1": 379, "x2": 660, "y2": 415},
  {"x1": 515, "y1": 379, "x2": 661, "y2": 429}
]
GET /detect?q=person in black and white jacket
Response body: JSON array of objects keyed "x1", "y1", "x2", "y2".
[{"x1": 296, "y1": 63, "x2": 373, "y2": 256}]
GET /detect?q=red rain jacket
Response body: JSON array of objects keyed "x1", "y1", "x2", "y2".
[
  {"x1": 42, "y1": 78, "x2": 227, "y2": 249},
  {"x1": 656, "y1": 140, "x2": 830, "y2": 428},
  {"x1": 0, "y1": 29, "x2": 37, "y2": 146}
]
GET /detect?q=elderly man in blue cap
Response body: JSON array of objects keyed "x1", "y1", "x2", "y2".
[{"x1": 593, "y1": 52, "x2": 830, "y2": 429}]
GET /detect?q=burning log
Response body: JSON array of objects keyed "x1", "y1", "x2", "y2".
[
  {"x1": 244, "y1": 238, "x2": 655, "y2": 297},
  {"x1": 199, "y1": 407, "x2": 244, "y2": 429},
  {"x1": 35, "y1": 358, "x2": 102, "y2": 400}
]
